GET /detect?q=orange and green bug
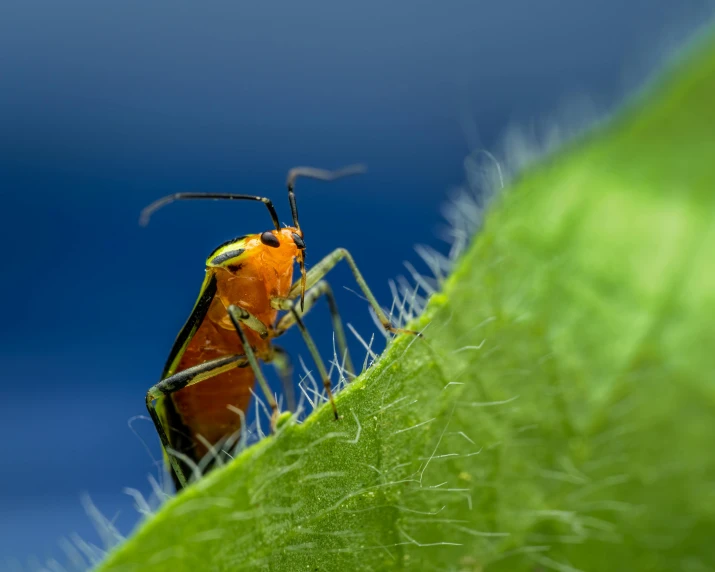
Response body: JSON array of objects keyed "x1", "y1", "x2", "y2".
[{"x1": 141, "y1": 165, "x2": 420, "y2": 490}]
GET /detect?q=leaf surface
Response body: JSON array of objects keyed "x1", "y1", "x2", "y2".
[{"x1": 99, "y1": 29, "x2": 715, "y2": 572}]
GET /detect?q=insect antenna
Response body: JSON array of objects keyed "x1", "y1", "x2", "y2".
[
  {"x1": 139, "y1": 192, "x2": 282, "y2": 230},
  {"x1": 285, "y1": 164, "x2": 367, "y2": 309}
]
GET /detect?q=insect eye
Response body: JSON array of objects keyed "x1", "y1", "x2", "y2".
[
  {"x1": 292, "y1": 232, "x2": 305, "y2": 250},
  {"x1": 260, "y1": 231, "x2": 280, "y2": 248}
]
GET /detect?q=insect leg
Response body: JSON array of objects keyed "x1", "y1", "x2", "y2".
[
  {"x1": 227, "y1": 305, "x2": 301, "y2": 411},
  {"x1": 234, "y1": 290, "x2": 350, "y2": 411},
  {"x1": 229, "y1": 304, "x2": 271, "y2": 339},
  {"x1": 226, "y1": 305, "x2": 281, "y2": 429},
  {"x1": 271, "y1": 346, "x2": 295, "y2": 412},
  {"x1": 287, "y1": 248, "x2": 423, "y2": 337},
  {"x1": 272, "y1": 280, "x2": 355, "y2": 378},
  {"x1": 145, "y1": 354, "x2": 247, "y2": 489},
  {"x1": 283, "y1": 307, "x2": 340, "y2": 420}
]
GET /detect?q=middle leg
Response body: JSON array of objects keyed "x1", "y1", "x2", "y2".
[
  {"x1": 232, "y1": 299, "x2": 340, "y2": 419},
  {"x1": 270, "y1": 345, "x2": 295, "y2": 412}
]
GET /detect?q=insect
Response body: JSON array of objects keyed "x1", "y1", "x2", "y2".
[{"x1": 141, "y1": 165, "x2": 420, "y2": 490}]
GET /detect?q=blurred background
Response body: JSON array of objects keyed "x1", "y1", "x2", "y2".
[{"x1": 0, "y1": 0, "x2": 711, "y2": 567}]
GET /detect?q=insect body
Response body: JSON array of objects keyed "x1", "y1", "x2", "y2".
[
  {"x1": 154, "y1": 229, "x2": 300, "y2": 485},
  {"x1": 142, "y1": 166, "x2": 418, "y2": 490}
]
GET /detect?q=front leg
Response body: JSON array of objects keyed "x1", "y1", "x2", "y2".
[
  {"x1": 272, "y1": 280, "x2": 354, "y2": 378},
  {"x1": 225, "y1": 305, "x2": 280, "y2": 429},
  {"x1": 287, "y1": 248, "x2": 423, "y2": 337}
]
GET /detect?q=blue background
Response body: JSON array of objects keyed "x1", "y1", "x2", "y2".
[{"x1": 0, "y1": 1, "x2": 709, "y2": 567}]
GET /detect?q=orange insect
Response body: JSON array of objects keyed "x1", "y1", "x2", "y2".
[{"x1": 141, "y1": 166, "x2": 418, "y2": 489}]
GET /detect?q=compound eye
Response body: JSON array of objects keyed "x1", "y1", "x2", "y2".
[
  {"x1": 292, "y1": 232, "x2": 305, "y2": 249},
  {"x1": 260, "y1": 231, "x2": 281, "y2": 248}
]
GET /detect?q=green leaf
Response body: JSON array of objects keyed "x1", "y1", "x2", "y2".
[{"x1": 98, "y1": 29, "x2": 715, "y2": 572}]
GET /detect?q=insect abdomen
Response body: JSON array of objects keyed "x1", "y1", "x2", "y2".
[{"x1": 170, "y1": 366, "x2": 254, "y2": 458}]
